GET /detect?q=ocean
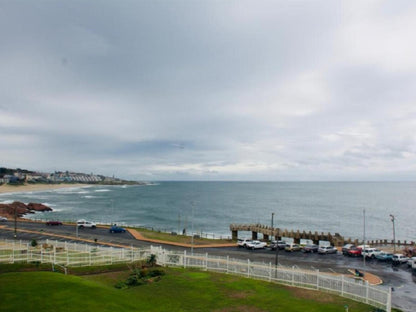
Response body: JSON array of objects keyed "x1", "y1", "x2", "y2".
[{"x1": 0, "y1": 181, "x2": 415, "y2": 242}]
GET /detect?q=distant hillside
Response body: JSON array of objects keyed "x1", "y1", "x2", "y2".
[{"x1": 0, "y1": 167, "x2": 141, "y2": 185}]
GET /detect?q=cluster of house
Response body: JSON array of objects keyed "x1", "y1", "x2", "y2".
[{"x1": 0, "y1": 170, "x2": 121, "y2": 185}]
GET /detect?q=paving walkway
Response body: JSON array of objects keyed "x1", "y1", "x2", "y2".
[{"x1": 347, "y1": 269, "x2": 383, "y2": 285}]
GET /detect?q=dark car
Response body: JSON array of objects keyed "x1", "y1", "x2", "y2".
[
  {"x1": 46, "y1": 220, "x2": 63, "y2": 226},
  {"x1": 109, "y1": 224, "x2": 126, "y2": 233},
  {"x1": 303, "y1": 244, "x2": 319, "y2": 253},
  {"x1": 270, "y1": 240, "x2": 286, "y2": 250}
]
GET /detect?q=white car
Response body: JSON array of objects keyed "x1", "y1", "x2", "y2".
[
  {"x1": 362, "y1": 248, "x2": 383, "y2": 259},
  {"x1": 237, "y1": 239, "x2": 253, "y2": 248},
  {"x1": 0, "y1": 216, "x2": 7, "y2": 222},
  {"x1": 407, "y1": 257, "x2": 416, "y2": 268},
  {"x1": 318, "y1": 246, "x2": 338, "y2": 254},
  {"x1": 246, "y1": 240, "x2": 267, "y2": 250},
  {"x1": 77, "y1": 219, "x2": 96, "y2": 228},
  {"x1": 392, "y1": 254, "x2": 409, "y2": 264}
]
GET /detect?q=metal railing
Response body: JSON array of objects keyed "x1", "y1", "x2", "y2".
[
  {"x1": 0, "y1": 239, "x2": 391, "y2": 311},
  {"x1": 150, "y1": 246, "x2": 391, "y2": 312}
]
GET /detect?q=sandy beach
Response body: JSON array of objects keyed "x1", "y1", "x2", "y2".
[{"x1": 0, "y1": 183, "x2": 90, "y2": 194}]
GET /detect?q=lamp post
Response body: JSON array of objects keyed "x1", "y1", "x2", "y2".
[
  {"x1": 191, "y1": 201, "x2": 194, "y2": 255},
  {"x1": 390, "y1": 214, "x2": 396, "y2": 253},
  {"x1": 14, "y1": 206, "x2": 17, "y2": 239},
  {"x1": 363, "y1": 209, "x2": 366, "y2": 266},
  {"x1": 274, "y1": 240, "x2": 279, "y2": 278},
  {"x1": 111, "y1": 199, "x2": 114, "y2": 226},
  {"x1": 271, "y1": 212, "x2": 274, "y2": 241}
]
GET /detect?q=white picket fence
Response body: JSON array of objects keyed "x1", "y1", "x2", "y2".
[
  {"x1": 0, "y1": 239, "x2": 151, "y2": 267},
  {"x1": 0, "y1": 240, "x2": 391, "y2": 311}
]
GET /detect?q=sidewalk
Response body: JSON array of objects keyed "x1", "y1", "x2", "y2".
[{"x1": 347, "y1": 269, "x2": 383, "y2": 285}]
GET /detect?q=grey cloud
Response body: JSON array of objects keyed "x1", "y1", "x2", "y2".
[{"x1": 1, "y1": 1, "x2": 416, "y2": 180}]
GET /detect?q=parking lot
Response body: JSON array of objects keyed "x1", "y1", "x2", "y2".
[{"x1": 1, "y1": 220, "x2": 415, "y2": 311}]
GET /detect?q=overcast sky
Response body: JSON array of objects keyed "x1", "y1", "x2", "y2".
[{"x1": 1, "y1": 1, "x2": 416, "y2": 181}]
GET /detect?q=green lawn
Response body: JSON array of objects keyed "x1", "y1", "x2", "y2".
[
  {"x1": 133, "y1": 226, "x2": 233, "y2": 245},
  {"x1": 0, "y1": 267, "x2": 381, "y2": 312}
]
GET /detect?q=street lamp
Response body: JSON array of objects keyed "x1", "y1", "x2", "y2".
[
  {"x1": 363, "y1": 209, "x2": 366, "y2": 266},
  {"x1": 111, "y1": 199, "x2": 114, "y2": 226},
  {"x1": 191, "y1": 201, "x2": 194, "y2": 255},
  {"x1": 274, "y1": 240, "x2": 279, "y2": 278},
  {"x1": 271, "y1": 213, "x2": 274, "y2": 241},
  {"x1": 14, "y1": 206, "x2": 17, "y2": 239},
  {"x1": 390, "y1": 214, "x2": 396, "y2": 253}
]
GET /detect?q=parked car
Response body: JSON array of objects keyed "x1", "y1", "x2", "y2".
[
  {"x1": 246, "y1": 240, "x2": 267, "y2": 250},
  {"x1": 342, "y1": 244, "x2": 356, "y2": 255},
  {"x1": 109, "y1": 224, "x2": 126, "y2": 233},
  {"x1": 361, "y1": 248, "x2": 383, "y2": 259},
  {"x1": 375, "y1": 252, "x2": 394, "y2": 262},
  {"x1": 285, "y1": 243, "x2": 301, "y2": 252},
  {"x1": 347, "y1": 247, "x2": 362, "y2": 257},
  {"x1": 237, "y1": 239, "x2": 253, "y2": 248},
  {"x1": 407, "y1": 257, "x2": 416, "y2": 268},
  {"x1": 0, "y1": 216, "x2": 7, "y2": 222},
  {"x1": 46, "y1": 220, "x2": 62, "y2": 226},
  {"x1": 302, "y1": 244, "x2": 319, "y2": 253},
  {"x1": 392, "y1": 254, "x2": 409, "y2": 264},
  {"x1": 76, "y1": 219, "x2": 96, "y2": 228},
  {"x1": 269, "y1": 240, "x2": 287, "y2": 250},
  {"x1": 318, "y1": 246, "x2": 338, "y2": 254}
]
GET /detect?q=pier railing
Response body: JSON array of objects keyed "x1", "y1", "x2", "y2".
[{"x1": 0, "y1": 239, "x2": 391, "y2": 311}]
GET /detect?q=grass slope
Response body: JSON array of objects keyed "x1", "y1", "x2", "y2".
[{"x1": 0, "y1": 268, "x2": 377, "y2": 312}]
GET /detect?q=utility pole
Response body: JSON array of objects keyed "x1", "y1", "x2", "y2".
[
  {"x1": 275, "y1": 242, "x2": 279, "y2": 278},
  {"x1": 178, "y1": 212, "x2": 181, "y2": 234},
  {"x1": 14, "y1": 206, "x2": 17, "y2": 239},
  {"x1": 363, "y1": 209, "x2": 366, "y2": 266},
  {"x1": 191, "y1": 202, "x2": 194, "y2": 255},
  {"x1": 390, "y1": 214, "x2": 396, "y2": 253}
]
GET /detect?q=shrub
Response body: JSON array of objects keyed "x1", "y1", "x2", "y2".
[
  {"x1": 146, "y1": 254, "x2": 157, "y2": 267},
  {"x1": 148, "y1": 269, "x2": 165, "y2": 277},
  {"x1": 114, "y1": 281, "x2": 128, "y2": 289},
  {"x1": 31, "y1": 239, "x2": 38, "y2": 247},
  {"x1": 125, "y1": 275, "x2": 139, "y2": 286}
]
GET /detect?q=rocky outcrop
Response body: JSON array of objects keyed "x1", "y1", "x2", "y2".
[
  {"x1": 0, "y1": 201, "x2": 53, "y2": 217},
  {"x1": 27, "y1": 202, "x2": 53, "y2": 212}
]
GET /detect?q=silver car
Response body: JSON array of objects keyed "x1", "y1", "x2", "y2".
[{"x1": 318, "y1": 246, "x2": 338, "y2": 254}]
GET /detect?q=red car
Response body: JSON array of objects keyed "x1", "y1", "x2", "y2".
[
  {"x1": 347, "y1": 247, "x2": 362, "y2": 257},
  {"x1": 46, "y1": 220, "x2": 63, "y2": 226}
]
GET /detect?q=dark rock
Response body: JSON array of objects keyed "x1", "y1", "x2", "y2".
[
  {"x1": 0, "y1": 201, "x2": 52, "y2": 217},
  {"x1": 27, "y1": 203, "x2": 53, "y2": 212}
]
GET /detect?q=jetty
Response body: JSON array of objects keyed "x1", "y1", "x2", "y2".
[{"x1": 230, "y1": 223, "x2": 415, "y2": 247}]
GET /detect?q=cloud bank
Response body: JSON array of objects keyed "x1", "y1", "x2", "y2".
[{"x1": 1, "y1": 1, "x2": 416, "y2": 181}]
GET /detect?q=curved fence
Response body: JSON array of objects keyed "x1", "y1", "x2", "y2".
[{"x1": 0, "y1": 239, "x2": 391, "y2": 311}]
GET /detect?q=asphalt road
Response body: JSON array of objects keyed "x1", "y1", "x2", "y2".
[{"x1": 1, "y1": 220, "x2": 415, "y2": 311}]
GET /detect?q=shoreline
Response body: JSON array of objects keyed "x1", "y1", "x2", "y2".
[{"x1": 0, "y1": 183, "x2": 92, "y2": 195}]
